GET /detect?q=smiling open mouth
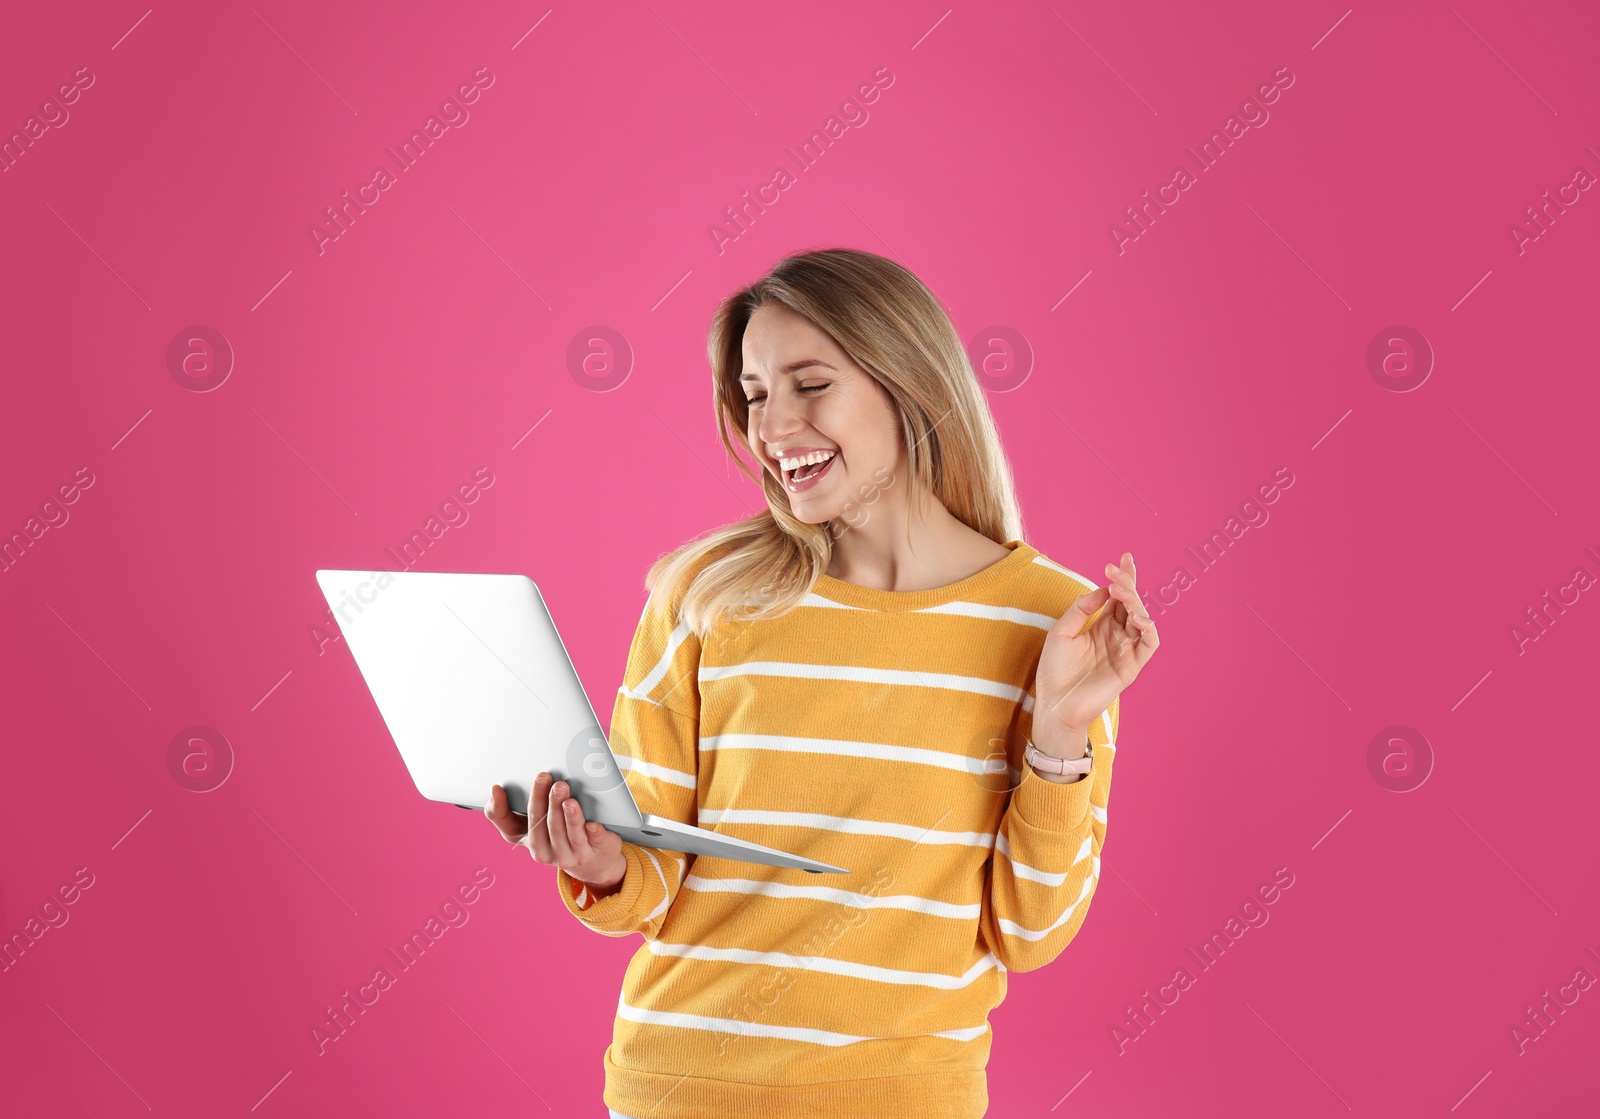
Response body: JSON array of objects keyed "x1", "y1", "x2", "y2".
[{"x1": 784, "y1": 452, "x2": 837, "y2": 492}]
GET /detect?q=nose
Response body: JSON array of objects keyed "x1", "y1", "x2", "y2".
[{"x1": 756, "y1": 389, "x2": 805, "y2": 453}]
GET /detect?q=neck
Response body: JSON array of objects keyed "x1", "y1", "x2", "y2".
[{"x1": 824, "y1": 482, "x2": 982, "y2": 592}]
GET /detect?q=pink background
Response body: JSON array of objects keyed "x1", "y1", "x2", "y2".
[{"x1": 2, "y1": 1, "x2": 1597, "y2": 1115}]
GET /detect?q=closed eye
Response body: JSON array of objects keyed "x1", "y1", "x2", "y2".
[{"x1": 745, "y1": 384, "x2": 828, "y2": 406}]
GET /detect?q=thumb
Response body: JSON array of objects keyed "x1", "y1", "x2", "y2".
[{"x1": 1059, "y1": 586, "x2": 1111, "y2": 637}]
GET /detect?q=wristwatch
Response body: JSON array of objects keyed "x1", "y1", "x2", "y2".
[{"x1": 1025, "y1": 737, "x2": 1093, "y2": 778}]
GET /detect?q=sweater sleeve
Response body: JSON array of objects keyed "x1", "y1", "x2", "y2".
[
  {"x1": 978, "y1": 693, "x2": 1118, "y2": 972},
  {"x1": 555, "y1": 591, "x2": 702, "y2": 941}
]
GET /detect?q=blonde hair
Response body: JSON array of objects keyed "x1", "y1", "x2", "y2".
[{"x1": 645, "y1": 247, "x2": 1025, "y2": 636}]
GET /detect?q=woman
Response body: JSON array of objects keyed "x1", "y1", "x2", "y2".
[{"x1": 486, "y1": 248, "x2": 1159, "y2": 1118}]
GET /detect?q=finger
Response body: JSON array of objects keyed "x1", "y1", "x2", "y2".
[
  {"x1": 1117, "y1": 613, "x2": 1152, "y2": 662},
  {"x1": 1107, "y1": 608, "x2": 1145, "y2": 653},
  {"x1": 560, "y1": 793, "x2": 595, "y2": 856},
  {"x1": 485, "y1": 784, "x2": 529, "y2": 843},
  {"x1": 1105, "y1": 577, "x2": 1151, "y2": 620},
  {"x1": 1131, "y1": 612, "x2": 1160, "y2": 658},
  {"x1": 1104, "y1": 554, "x2": 1138, "y2": 593},
  {"x1": 545, "y1": 780, "x2": 577, "y2": 865},
  {"x1": 525, "y1": 774, "x2": 556, "y2": 861},
  {"x1": 1063, "y1": 585, "x2": 1111, "y2": 636},
  {"x1": 1101, "y1": 582, "x2": 1133, "y2": 626},
  {"x1": 527, "y1": 772, "x2": 553, "y2": 828},
  {"x1": 1107, "y1": 617, "x2": 1132, "y2": 651}
]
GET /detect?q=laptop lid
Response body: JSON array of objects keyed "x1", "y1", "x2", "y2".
[{"x1": 315, "y1": 569, "x2": 646, "y2": 828}]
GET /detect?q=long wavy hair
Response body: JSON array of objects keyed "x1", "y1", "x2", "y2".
[{"x1": 644, "y1": 247, "x2": 1025, "y2": 637}]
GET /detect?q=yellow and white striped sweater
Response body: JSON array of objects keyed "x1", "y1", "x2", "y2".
[{"x1": 557, "y1": 539, "x2": 1119, "y2": 1119}]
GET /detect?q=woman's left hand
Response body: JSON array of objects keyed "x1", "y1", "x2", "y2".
[{"x1": 1034, "y1": 552, "x2": 1160, "y2": 746}]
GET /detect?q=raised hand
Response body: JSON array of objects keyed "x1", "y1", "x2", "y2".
[{"x1": 1034, "y1": 552, "x2": 1160, "y2": 745}]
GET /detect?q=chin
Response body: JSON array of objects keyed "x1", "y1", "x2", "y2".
[
  {"x1": 770, "y1": 470, "x2": 846, "y2": 525},
  {"x1": 789, "y1": 507, "x2": 838, "y2": 526}
]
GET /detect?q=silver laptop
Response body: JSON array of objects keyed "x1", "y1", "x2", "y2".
[{"x1": 315, "y1": 568, "x2": 848, "y2": 874}]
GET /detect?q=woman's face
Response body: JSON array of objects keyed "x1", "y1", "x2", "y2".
[{"x1": 740, "y1": 302, "x2": 903, "y2": 525}]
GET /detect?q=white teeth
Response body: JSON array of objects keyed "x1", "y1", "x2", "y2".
[{"x1": 779, "y1": 450, "x2": 836, "y2": 471}]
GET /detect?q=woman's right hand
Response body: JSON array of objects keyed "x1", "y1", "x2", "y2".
[{"x1": 485, "y1": 772, "x2": 627, "y2": 895}]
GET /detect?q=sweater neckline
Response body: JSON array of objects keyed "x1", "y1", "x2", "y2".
[{"x1": 812, "y1": 539, "x2": 1038, "y2": 613}]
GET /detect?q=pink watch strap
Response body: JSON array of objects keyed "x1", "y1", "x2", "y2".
[{"x1": 1025, "y1": 738, "x2": 1093, "y2": 776}]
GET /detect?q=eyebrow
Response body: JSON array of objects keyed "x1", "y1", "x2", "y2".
[{"x1": 738, "y1": 359, "x2": 837, "y2": 383}]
